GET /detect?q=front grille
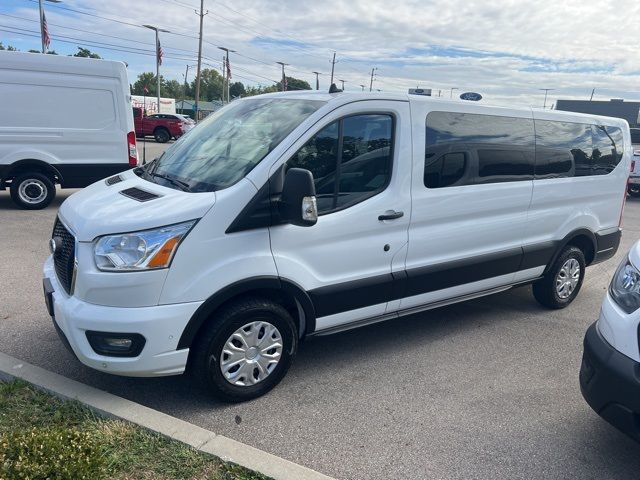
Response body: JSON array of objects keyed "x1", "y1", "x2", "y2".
[
  {"x1": 52, "y1": 217, "x2": 76, "y2": 294},
  {"x1": 119, "y1": 187, "x2": 160, "y2": 202}
]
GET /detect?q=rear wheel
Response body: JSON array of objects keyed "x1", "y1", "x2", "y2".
[
  {"x1": 10, "y1": 172, "x2": 55, "y2": 210},
  {"x1": 533, "y1": 245, "x2": 586, "y2": 309},
  {"x1": 154, "y1": 128, "x2": 170, "y2": 143},
  {"x1": 191, "y1": 297, "x2": 298, "y2": 402}
]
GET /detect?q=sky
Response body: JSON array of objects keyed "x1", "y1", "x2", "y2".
[{"x1": 1, "y1": 0, "x2": 639, "y2": 107}]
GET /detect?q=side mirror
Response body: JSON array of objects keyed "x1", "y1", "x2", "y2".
[{"x1": 280, "y1": 168, "x2": 317, "y2": 226}]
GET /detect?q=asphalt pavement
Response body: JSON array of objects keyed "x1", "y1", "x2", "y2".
[{"x1": 1, "y1": 152, "x2": 639, "y2": 479}]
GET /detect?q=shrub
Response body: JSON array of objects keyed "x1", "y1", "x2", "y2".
[{"x1": 0, "y1": 426, "x2": 106, "y2": 480}]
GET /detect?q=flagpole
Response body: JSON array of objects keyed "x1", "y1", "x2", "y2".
[
  {"x1": 38, "y1": 0, "x2": 45, "y2": 53},
  {"x1": 155, "y1": 28, "x2": 160, "y2": 113}
]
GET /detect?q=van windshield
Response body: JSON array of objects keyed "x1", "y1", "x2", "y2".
[{"x1": 142, "y1": 98, "x2": 325, "y2": 192}]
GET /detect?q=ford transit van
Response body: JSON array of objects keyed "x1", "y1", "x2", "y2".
[
  {"x1": 43, "y1": 91, "x2": 630, "y2": 401},
  {"x1": 0, "y1": 51, "x2": 137, "y2": 209}
]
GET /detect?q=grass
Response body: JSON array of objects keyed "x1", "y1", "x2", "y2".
[{"x1": 0, "y1": 379, "x2": 270, "y2": 480}]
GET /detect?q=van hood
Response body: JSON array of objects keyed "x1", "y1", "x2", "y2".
[{"x1": 58, "y1": 169, "x2": 215, "y2": 241}]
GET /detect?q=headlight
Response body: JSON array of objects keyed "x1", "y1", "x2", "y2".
[
  {"x1": 609, "y1": 256, "x2": 640, "y2": 313},
  {"x1": 94, "y1": 220, "x2": 196, "y2": 271}
]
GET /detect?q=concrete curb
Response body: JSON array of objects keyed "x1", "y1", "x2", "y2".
[{"x1": 0, "y1": 352, "x2": 335, "y2": 480}]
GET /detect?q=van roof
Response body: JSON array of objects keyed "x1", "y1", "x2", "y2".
[
  {"x1": 0, "y1": 50, "x2": 127, "y2": 78},
  {"x1": 257, "y1": 90, "x2": 628, "y2": 127}
]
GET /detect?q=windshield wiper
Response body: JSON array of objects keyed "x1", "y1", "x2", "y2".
[{"x1": 147, "y1": 171, "x2": 191, "y2": 192}]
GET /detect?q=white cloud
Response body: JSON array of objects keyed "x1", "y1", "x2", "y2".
[{"x1": 3, "y1": 0, "x2": 640, "y2": 106}]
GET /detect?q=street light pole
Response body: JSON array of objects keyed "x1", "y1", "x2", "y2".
[
  {"x1": 143, "y1": 25, "x2": 170, "y2": 114},
  {"x1": 194, "y1": 0, "x2": 207, "y2": 122},
  {"x1": 219, "y1": 47, "x2": 236, "y2": 103},
  {"x1": 369, "y1": 67, "x2": 377, "y2": 92},
  {"x1": 312, "y1": 71, "x2": 321, "y2": 90},
  {"x1": 540, "y1": 88, "x2": 555, "y2": 109},
  {"x1": 338, "y1": 79, "x2": 346, "y2": 90},
  {"x1": 450, "y1": 87, "x2": 458, "y2": 98},
  {"x1": 359, "y1": 84, "x2": 365, "y2": 91}
]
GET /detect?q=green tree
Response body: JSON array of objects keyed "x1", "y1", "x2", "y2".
[
  {"x1": 229, "y1": 81, "x2": 246, "y2": 98},
  {"x1": 190, "y1": 68, "x2": 223, "y2": 102},
  {"x1": 277, "y1": 76, "x2": 311, "y2": 91},
  {"x1": 162, "y1": 79, "x2": 184, "y2": 99},
  {"x1": 132, "y1": 72, "x2": 159, "y2": 96},
  {"x1": 73, "y1": 47, "x2": 101, "y2": 58},
  {"x1": 0, "y1": 42, "x2": 18, "y2": 51}
]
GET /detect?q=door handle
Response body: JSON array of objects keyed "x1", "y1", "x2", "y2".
[{"x1": 378, "y1": 210, "x2": 404, "y2": 221}]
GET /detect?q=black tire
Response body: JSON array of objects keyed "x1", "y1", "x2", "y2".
[
  {"x1": 191, "y1": 297, "x2": 298, "y2": 403},
  {"x1": 533, "y1": 245, "x2": 586, "y2": 309},
  {"x1": 628, "y1": 184, "x2": 640, "y2": 197},
  {"x1": 154, "y1": 128, "x2": 170, "y2": 143},
  {"x1": 9, "y1": 172, "x2": 55, "y2": 210}
]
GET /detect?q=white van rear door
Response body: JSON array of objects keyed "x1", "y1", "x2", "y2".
[{"x1": 269, "y1": 100, "x2": 412, "y2": 333}]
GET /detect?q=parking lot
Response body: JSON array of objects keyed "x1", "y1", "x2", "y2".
[{"x1": 1, "y1": 141, "x2": 639, "y2": 479}]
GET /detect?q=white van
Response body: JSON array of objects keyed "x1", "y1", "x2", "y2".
[
  {"x1": 0, "y1": 51, "x2": 137, "y2": 209},
  {"x1": 43, "y1": 91, "x2": 630, "y2": 402},
  {"x1": 580, "y1": 240, "x2": 640, "y2": 442}
]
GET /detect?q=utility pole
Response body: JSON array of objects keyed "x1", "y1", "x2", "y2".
[
  {"x1": 221, "y1": 55, "x2": 226, "y2": 102},
  {"x1": 369, "y1": 67, "x2": 377, "y2": 92},
  {"x1": 276, "y1": 62, "x2": 289, "y2": 91},
  {"x1": 589, "y1": 88, "x2": 596, "y2": 101},
  {"x1": 329, "y1": 52, "x2": 336, "y2": 85},
  {"x1": 39, "y1": 0, "x2": 61, "y2": 53},
  {"x1": 312, "y1": 71, "x2": 321, "y2": 90},
  {"x1": 219, "y1": 47, "x2": 235, "y2": 103},
  {"x1": 338, "y1": 79, "x2": 346, "y2": 90},
  {"x1": 194, "y1": 0, "x2": 207, "y2": 122},
  {"x1": 540, "y1": 88, "x2": 554, "y2": 109},
  {"x1": 450, "y1": 87, "x2": 458, "y2": 98},
  {"x1": 359, "y1": 84, "x2": 365, "y2": 91},
  {"x1": 143, "y1": 25, "x2": 170, "y2": 114}
]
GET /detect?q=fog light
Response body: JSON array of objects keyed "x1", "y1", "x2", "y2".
[{"x1": 86, "y1": 331, "x2": 145, "y2": 357}]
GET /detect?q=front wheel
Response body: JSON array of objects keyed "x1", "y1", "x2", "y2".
[
  {"x1": 533, "y1": 245, "x2": 586, "y2": 309},
  {"x1": 10, "y1": 172, "x2": 55, "y2": 210},
  {"x1": 191, "y1": 297, "x2": 298, "y2": 402}
]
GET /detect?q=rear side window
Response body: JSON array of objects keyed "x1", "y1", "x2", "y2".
[
  {"x1": 424, "y1": 111, "x2": 534, "y2": 188},
  {"x1": 288, "y1": 114, "x2": 394, "y2": 214},
  {"x1": 534, "y1": 120, "x2": 623, "y2": 178}
]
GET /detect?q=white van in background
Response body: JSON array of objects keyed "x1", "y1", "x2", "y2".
[
  {"x1": 0, "y1": 51, "x2": 137, "y2": 209},
  {"x1": 43, "y1": 91, "x2": 630, "y2": 402}
]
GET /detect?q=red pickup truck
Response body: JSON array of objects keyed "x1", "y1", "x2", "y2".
[{"x1": 133, "y1": 107, "x2": 194, "y2": 143}]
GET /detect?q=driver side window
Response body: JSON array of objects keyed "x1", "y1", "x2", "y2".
[{"x1": 287, "y1": 114, "x2": 393, "y2": 214}]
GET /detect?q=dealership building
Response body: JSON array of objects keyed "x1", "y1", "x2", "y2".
[{"x1": 555, "y1": 99, "x2": 640, "y2": 129}]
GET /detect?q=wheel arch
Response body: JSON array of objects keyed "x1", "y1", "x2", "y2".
[
  {"x1": 177, "y1": 276, "x2": 316, "y2": 351},
  {"x1": 544, "y1": 229, "x2": 596, "y2": 274},
  {"x1": 2, "y1": 159, "x2": 63, "y2": 184}
]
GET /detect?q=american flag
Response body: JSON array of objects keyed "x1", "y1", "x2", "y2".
[
  {"x1": 156, "y1": 36, "x2": 163, "y2": 66},
  {"x1": 42, "y1": 11, "x2": 51, "y2": 50},
  {"x1": 226, "y1": 56, "x2": 231, "y2": 80}
]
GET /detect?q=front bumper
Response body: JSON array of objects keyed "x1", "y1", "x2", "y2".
[
  {"x1": 43, "y1": 256, "x2": 202, "y2": 377},
  {"x1": 580, "y1": 322, "x2": 640, "y2": 442}
]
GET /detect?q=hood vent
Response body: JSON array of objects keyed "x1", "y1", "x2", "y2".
[
  {"x1": 105, "y1": 174, "x2": 123, "y2": 186},
  {"x1": 119, "y1": 187, "x2": 161, "y2": 202}
]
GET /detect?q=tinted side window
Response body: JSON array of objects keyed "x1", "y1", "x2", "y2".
[
  {"x1": 288, "y1": 122, "x2": 339, "y2": 213},
  {"x1": 534, "y1": 120, "x2": 590, "y2": 178},
  {"x1": 288, "y1": 114, "x2": 393, "y2": 213},
  {"x1": 477, "y1": 149, "x2": 534, "y2": 183},
  {"x1": 425, "y1": 112, "x2": 534, "y2": 188},
  {"x1": 336, "y1": 115, "x2": 393, "y2": 208},
  {"x1": 630, "y1": 128, "x2": 640, "y2": 145},
  {"x1": 592, "y1": 125, "x2": 622, "y2": 175},
  {"x1": 424, "y1": 152, "x2": 466, "y2": 188}
]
